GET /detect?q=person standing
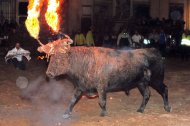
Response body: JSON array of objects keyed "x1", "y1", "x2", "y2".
[
  {"x1": 131, "y1": 30, "x2": 143, "y2": 48},
  {"x1": 5, "y1": 43, "x2": 31, "y2": 70},
  {"x1": 102, "y1": 34, "x2": 111, "y2": 47},
  {"x1": 180, "y1": 30, "x2": 190, "y2": 61},
  {"x1": 159, "y1": 29, "x2": 167, "y2": 58},
  {"x1": 74, "y1": 30, "x2": 86, "y2": 46},
  {"x1": 86, "y1": 27, "x2": 95, "y2": 46},
  {"x1": 117, "y1": 29, "x2": 132, "y2": 48},
  {"x1": 148, "y1": 29, "x2": 159, "y2": 47}
]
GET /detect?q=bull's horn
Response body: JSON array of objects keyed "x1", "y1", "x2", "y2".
[
  {"x1": 69, "y1": 39, "x2": 73, "y2": 44},
  {"x1": 64, "y1": 34, "x2": 70, "y2": 39},
  {"x1": 37, "y1": 39, "x2": 44, "y2": 46}
]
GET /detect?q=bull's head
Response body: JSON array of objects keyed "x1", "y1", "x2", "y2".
[
  {"x1": 46, "y1": 53, "x2": 70, "y2": 78},
  {"x1": 37, "y1": 35, "x2": 73, "y2": 56},
  {"x1": 37, "y1": 34, "x2": 73, "y2": 78},
  {"x1": 38, "y1": 35, "x2": 73, "y2": 56}
]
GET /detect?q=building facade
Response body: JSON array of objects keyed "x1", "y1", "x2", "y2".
[
  {"x1": 0, "y1": 0, "x2": 17, "y2": 22},
  {"x1": 1, "y1": 0, "x2": 190, "y2": 32},
  {"x1": 69, "y1": 0, "x2": 190, "y2": 31}
]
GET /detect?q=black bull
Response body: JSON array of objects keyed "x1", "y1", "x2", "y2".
[{"x1": 45, "y1": 47, "x2": 171, "y2": 118}]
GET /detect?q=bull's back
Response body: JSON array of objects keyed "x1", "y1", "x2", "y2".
[
  {"x1": 113, "y1": 48, "x2": 164, "y2": 88},
  {"x1": 69, "y1": 47, "x2": 148, "y2": 89}
]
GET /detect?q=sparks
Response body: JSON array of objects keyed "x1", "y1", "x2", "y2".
[{"x1": 45, "y1": 0, "x2": 60, "y2": 32}]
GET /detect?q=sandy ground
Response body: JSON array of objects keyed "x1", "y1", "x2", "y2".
[{"x1": 0, "y1": 57, "x2": 190, "y2": 126}]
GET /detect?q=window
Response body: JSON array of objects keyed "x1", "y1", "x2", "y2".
[
  {"x1": 133, "y1": 3, "x2": 150, "y2": 18},
  {"x1": 17, "y1": 1, "x2": 28, "y2": 24},
  {"x1": 19, "y1": 2, "x2": 28, "y2": 16}
]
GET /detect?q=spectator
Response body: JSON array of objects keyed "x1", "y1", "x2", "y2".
[
  {"x1": 180, "y1": 30, "x2": 190, "y2": 61},
  {"x1": 86, "y1": 26, "x2": 95, "y2": 46},
  {"x1": 5, "y1": 43, "x2": 31, "y2": 70},
  {"x1": 149, "y1": 29, "x2": 159, "y2": 47},
  {"x1": 74, "y1": 30, "x2": 86, "y2": 46},
  {"x1": 110, "y1": 31, "x2": 117, "y2": 47},
  {"x1": 117, "y1": 29, "x2": 132, "y2": 48},
  {"x1": 132, "y1": 30, "x2": 143, "y2": 48},
  {"x1": 102, "y1": 34, "x2": 111, "y2": 47},
  {"x1": 2, "y1": 19, "x2": 9, "y2": 35},
  {"x1": 159, "y1": 29, "x2": 167, "y2": 58}
]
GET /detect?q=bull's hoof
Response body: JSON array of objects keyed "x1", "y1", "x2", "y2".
[
  {"x1": 63, "y1": 113, "x2": 71, "y2": 119},
  {"x1": 137, "y1": 108, "x2": 144, "y2": 113},
  {"x1": 100, "y1": 111, "x2": 108, "y2": 117},
  {"x1": 164, "y1": 106, "x2": 172, "y2": 112}
]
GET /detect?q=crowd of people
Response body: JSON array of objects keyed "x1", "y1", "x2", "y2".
[
  {"x1": 1, "y1": 16, "x2": 190, "y2": 71},
  {"x1": 0, "y1": 19, "x2": 18, "y2": 37},
  {"x1": 0, "y1": 18, "x2": 28, "y2": 51},
  {"x1": 74, "y1": 17, "x2": 188, "y2": 60},
  {"x1": 74, "y1": 27, "x2": 95, "y2": 46}
]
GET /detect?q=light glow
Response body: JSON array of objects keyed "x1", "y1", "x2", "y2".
[{"x1": 181, "y1": 39, "x2": 190, "y2": 46}]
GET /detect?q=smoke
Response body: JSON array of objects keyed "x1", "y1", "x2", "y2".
[
  {"x1": 20, "y1": 76, "x2": 76, "y2": 126},
  {"x1": 21, "y1": 76, "x2": 73, "y2": 102}
]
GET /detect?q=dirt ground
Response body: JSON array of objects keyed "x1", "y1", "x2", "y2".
[{"x1": 0, "y1": 57, "x2": 190, "y2": 126}]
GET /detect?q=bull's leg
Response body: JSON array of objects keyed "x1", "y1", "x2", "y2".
[
  {"x1": 63, "y1": 89, "x2": 82, "y2": 119},
  {"x1": 137, "y1": 68, "x2": 151, "y2": 113},
  {"x1": 137, "y1": 83, "x2": 150, "y2": 113},
  {"x1": 155, "y1": 83, "x2": 172, "y2": 112},
  {"x1": 97, "y1": 88, "x2": 107, "y2": 117}
]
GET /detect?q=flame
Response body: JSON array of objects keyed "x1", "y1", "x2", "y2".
[
  {"x1": 37, "y1": 56, "x2": 45, "y2": 60},
  {"x1": 25, "y1": 0, "x2": 43, "y2": 39},
  {"x1": 45, "y1": 0, "x2": 60, "y2": 32}
]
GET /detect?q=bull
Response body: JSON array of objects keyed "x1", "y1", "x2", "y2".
[{"x1": 38, "y1": 41, "x2": 171, "y2": 118}]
